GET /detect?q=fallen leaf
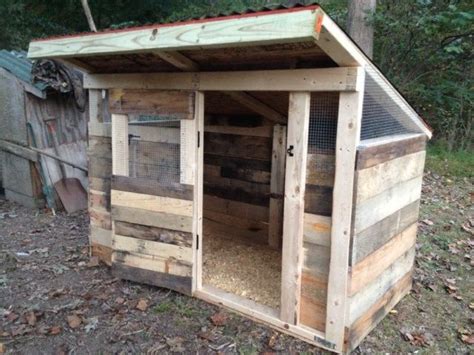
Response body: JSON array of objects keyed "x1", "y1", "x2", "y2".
[
  {"x1": 25, "y1": 311, "x2": 36, "y2": 326},
  {"x1": 268, "y1": 333, "x2": 279, "y2": 349},
  {"x1": 461, "y1": 334, "x2": 474, "y2": 344},
  {"x1": 469, "y1": 302, "x2": 474, "y2": 310},
  {"x1": 422, "y1": 219, "x2": 434, "y2": 226},
  {"x1": 0, "y1": 343, "x2": 5, "y2": 354},
  {"x1": 84, "y1": 317, "x2": 98, "y2": 333},
  {"x1": 166, "y1": 337, "x2": 185, "y2": 352},
  {"x1": 389, "y1": 309, "x2": 398, "y2": 315},
  {"x1": 67, "y1": 314, "x2": 81, "y2": 329},
  {"x1": 136, "y1": 299, "x2": 149, "y2": 311},
  {"x1": 7, "y1": 312, "x2": 18, "y2": 322},
  {"x1": 115, "y1": 297, "x2": 125, "y2": 304},
  {"x1": 210, "y1": 312, "x2": 228, "y2": 326},
  {"x1": 49, "y1": 326, "x2": 61, "y2": 335},
  {"x1": 445, "y1": 284, "x2": 458, "y2": 294},
  {"x1": 11, "y1": 325, "x2": 27, "y2": 337}
]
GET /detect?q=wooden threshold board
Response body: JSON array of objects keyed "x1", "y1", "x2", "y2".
[{"x1": 194, "y1": 285, "x2": 335, "y2": 352}]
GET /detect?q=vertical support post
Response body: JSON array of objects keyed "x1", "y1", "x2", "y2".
[
  {"x1": 325, "y1": 68, "x2": 365, "y2": 351},
  {"x1": 280, "y1": 92, "x2": 311, "y2": 324},
  {"x1": 111, "y1": 113, "x2": 129, "y2": 176},
  {"x1": 193, "y1": 91, "x2": 204, "y2": 292},
  {"x1": 180, "y1": 118, "x2": 196, "y2": 184},
  {"x1": 268, "y1": 124, "x2": 287, "y2": 249}
]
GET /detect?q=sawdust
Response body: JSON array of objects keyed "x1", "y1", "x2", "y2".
[{"x1": 202, "y1": 224, "x2": 281, "y2": 309}]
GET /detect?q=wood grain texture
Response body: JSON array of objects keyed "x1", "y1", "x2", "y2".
[
  {"x1": 325, "y1": 87, "x2": 364, "y2": 350},
  {"x1": 349, "y1": 246, "x2": 415, "y2": 325},
  {"x1": 304, "y1": 184, "x2": 333, "y2": 216},
  {"x1": 112, "y1": 262, "x2": 192, "y2": 295},
  {"x1": 205, "y1": 125, "x2": 272, "y2": 138},
  {"x1": 180, "y1": 118, "x2": 197, "y2": 184},
  {"x1": 203, "y1": 194, "x2": 269, "y2": 223},
  {"x1": 205, "y1": 153, "x2": 271, "y2": 172},
  {"x1": 113, "y1": 234, "x2": 192, "y2": 262},
  {"x1": 112, "y1": 175, "x2": 193, "y2": 200},
  {"x1": 347, "y1": 270, "x2": 412, "y2": 351},
  {"x1": 225, "y1": 92, "x2": 286, "y2": 124},
  {"x1": 204, "y1": 132, "x2": 272, "y2": 161},
  {"x1": 351, "y1": 200, "x2": 420, "y2": 265},
  {"x1": 268, "y1": 124, "x2": 287, "y2": 248},
  {"x1": 111, "y1": 189, "x2": 193, "y2": 217},
  {"x1": 84, "y1": 68, "x2": 360, "y2": 92},
  {"x1": 111, "y1": 114, "x2": 129, "y2": 176},
  {"x1": 111, "y1": 205, "x2": 193, "y2": 233},
  {"x1": 303, "y1": 213, "x2": 331, "y2": 247},
  {"x1": 114, "y1": 221, "x2": 192, "y2": 247},
  {"x1": 355, "y1": 151, "x2": 426, "y2": 203},
  {"x1": 280, "y1": 92, "x2": 310, "y2": 324},
  {"x1": 300, "y1": 272, "x2": 328, "y2": 332},
  {"x1": 89, "y1": 208, "x2": 112, "y2": 230},
  {"x1": 349, "y1": 223, "x2": 417, "y2": 296},
  {"x1": 353, "y1": 175, "x2": 423, "y2": 234},
  {"x1": 91, "y1": 243, "x2": 112, "y2": 265},
  {"x1": 305, "y1": 153, "x2": 335, "y2": 187},
  {"x1": 356, "y1": 134, "x2": 426, "y2": 170},
  {"x1": 29, "y1": 9, "x2": 319, "y2": 58},
  {"x1": 90, "y1": 226, "x2": 112, "y2": 247}
]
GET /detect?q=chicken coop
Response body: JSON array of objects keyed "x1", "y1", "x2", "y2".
[{"x1": 28, "y1": 4, "x2": 431, "y2": 353}]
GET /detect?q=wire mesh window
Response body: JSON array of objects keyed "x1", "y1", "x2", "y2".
[
  {"x1": 128, "y1": 117, "x2": 181, "y2": 185},
  {"x1": 360, "y1": 67, "x2": 423, "y2": 140},
  {"x1": 308, "y1": 92, "x2": 339, "y2": 156}
]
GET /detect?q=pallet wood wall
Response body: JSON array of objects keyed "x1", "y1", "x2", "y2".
[
  {"x1": 203, "y1": 113, "x2": 274, "y2": 244},
  {"x1": 346, "y1": 134, "x2": 426, "y2": 351},
  {"x1": 300, "y1": 93, "x2": 338, "y2": 333}
]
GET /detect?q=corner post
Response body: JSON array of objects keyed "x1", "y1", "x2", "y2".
[
  {"x1": 325, "y1": 67, "x2": 365, "y2": 351},
  {"x1": 111, "y1": 113, "x2": 129, "y2": 176}
]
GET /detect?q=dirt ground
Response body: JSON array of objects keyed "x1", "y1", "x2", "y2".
[{"x1": 1, "y1": 168, "x2": 472, "y2": 353}]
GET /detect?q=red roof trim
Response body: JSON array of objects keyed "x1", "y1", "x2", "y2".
[{"x1": 31, "y1": 5, "x2": 320, "y2": 43}]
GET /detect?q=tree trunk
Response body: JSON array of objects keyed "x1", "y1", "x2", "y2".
[
  {"x1": 346, "y1": 0, "x2": 376, "y2": 59},
  {"x1": 81, "y1": 0, "x2": 97, "y2": 32}
]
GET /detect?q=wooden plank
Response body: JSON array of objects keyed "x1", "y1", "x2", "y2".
[
  {"x1": 351, "y1": 200, "x2": 420, "y2": 265},
  {"x1": 205, "y1": 154, "x2": 271, "y2": 172},
  {"x1": 111, "y1": 189, "x2": 193, "y2": 217},
  {"x1": 111, "y1": 114, "x2": 129, "y2": 176},
  {"x1": 268, "y1": 124, "x2": 287, "y2": 249},
  {"x1": 90, "y1": 225, "x2": 112, "y2": 247},
  {"x1": 115, "y1": 221, "x2": 192, "y2": 247},
  {"x1": 356, "y1": 133, "x2": 426, "y2": 170},
  {"x1": 204, "y1": 125, "x2": 272, "y2": 138},
  {"x1": 325, "y1": 85, "x2": 364, "y2": 351},
  {"x1": 112, "y1": 262, "x2": 192, "y2": 295},
  {"x1": 353, "y1": 175, "x2": 423, "y2": 234},
  {"x1": 280, "y1": 92, "x2": 310, "y2": 324},
  {"x1": 112, "y1": 175, "x2": 193, "y2": 200},
  {"x1": 180, "y1": 118, "x2": 196, "y2": 184},
  {"x1": 349, "y1": 247, "x2": 415, "y2": 325},
  {"x1": 109, "y1": 89, "x2": 194, "y2": 118},
  {"x1": 29, "y1": 8, "x2": 319, "y2": 58},
  {"x1": 203, "y1": 218, "x2": 267, "y2": 245},
  {"x1": 224, "y1": 92, "x2": 286, "y2": 124},
  {"x1": 194, "y1": 90, "x2": 204, "y2": 291},
  {"x1": 113, "y1": 250, "x2": 192, "y2": 277},
  {"x1": 91, "y1": 243, "x2": 112, "y2": 265},
  {"x1": 90, "y1": 208, "x2": 112, "y2": 229},
  {"x1": 111, "y1": 205, "x2": 193, "y2": 233},
  {"x1": 88, "y1": 136, "x2": 111, "y2": 158},
  {"x1": 203, "y1": 194, "x2": 269, "y2": 223},
  {"x1": 203, "y1": 173, "x2": 270, "y2": 196},
  {"x1": 204, "y1": 132, "x2": 272, "y2": 161},
  {"x1": 89, "y1": 177, "x2": 110, "y2": 193},
  {"x1": 304, "y1": 184, "x2": 333, "y2": 216},
  {"x1": 347, "y1": 270, "x2": 412, "y2": 352},
  {"x1": 0, "y1": 140, "x2": 38, "y2": 162},
  {"x1": 303, "y1": 214, "x2": 331, "y2": 247},
  {"x1": 203, "y1": 209, "x2": 268, "y2": 235},
  {"x1": 84, "y1": 68, "x2": 360, "y2": 92},
  {"x1": 218, "y1": 165, "x2": 271, "y2": 184},
  {"x1": 204, "y1": 184, "x2": 269, "y2": 207},
  {"x1": 300, "y1": 272, "x2": 328, "y2": 332},
  {"x1": 356, "y1": 151, "x2": 426, "y2": 203},
  {"x1": 89, "y1": 121, "x2": 111, "y2": 137},
  {"x1": 154, "y1": 51, "x2": 199, "y2": 71},
  {"x1": 305, "y1": 153, "x2": 335, "y2": 187},
  {"x1": 303, "y1": 243, "x2": 330, "y2": 277},
  {"x1": 113, "y1": 234, "x2": 192, "y2": 262},
  {"x1": 349, "y1": 223, "x2": 417, "y2": 296}
]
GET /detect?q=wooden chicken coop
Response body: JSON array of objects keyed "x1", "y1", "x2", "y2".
[{"x1": 28, "y1": 4, "x2": 432, "y2": 353}]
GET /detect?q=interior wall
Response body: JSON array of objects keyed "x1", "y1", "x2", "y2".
[{"x1": 203, "y1": 92, "x2": 279, "y2": 245}]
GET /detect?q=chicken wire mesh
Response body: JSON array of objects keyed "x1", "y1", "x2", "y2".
[
  {"x1": 127, "y1": 118, "x2": 181, "y2": 186},
  {"x1": 360, "y1": 67, "x2": 423, "y2": 141},
  {"x1": 308, "y1": 92, "x2": 339, "y2": 171}
]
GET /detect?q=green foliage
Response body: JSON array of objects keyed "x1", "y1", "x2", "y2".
[
  {"x1": 426, "y1": 141, "x2": 474, "y2": 178},
  {"x1": 0, "y1": 0, "x2": 471, "y2": 151}
]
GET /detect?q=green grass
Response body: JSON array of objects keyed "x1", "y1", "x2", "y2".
[{"x1": 426, "y1": 142, "x2": 474, "y2": 178}]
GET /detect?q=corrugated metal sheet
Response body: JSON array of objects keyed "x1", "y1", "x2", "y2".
[{"x1": 0, "y1": 50, "x2": 48, "y2": 91}]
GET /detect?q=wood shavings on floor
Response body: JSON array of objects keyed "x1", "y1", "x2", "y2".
[{"x1": 202, "y1": 224, "x2": 281, "y2": 310}]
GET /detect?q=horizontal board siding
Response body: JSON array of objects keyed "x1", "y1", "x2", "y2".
[
  {"x1": 351, "y1": 200, "x2": 420, "y2": 265},
  {"x1": 89, "y1": 156, "x2": 112, "y2": 179},
  {"x1": 90, "y1": 226, "x2": 112, "y2": 247},
  {"x1": 353, "y1": 175, "x2": 423, "y2": 234},
  {"x1": 305, "y1": 153, "x2": 335, "y2": 187},
  {"x1": 111, "y1": 190, "x2": 193, "y2": 217},
  {"x1": 355, "y1": 151, "x2": 426, "y2": 203},
  {"x1": 347, "y1": 270, "x2": 412, "y2": 351},
  {"x1": 205, "y1": 154, "x2": 271, "y2": 172},
  {"x1": 113, "y1": 234, "x2": 192, "y2": 262},
  {"x1": 112, "y1": 262, "x2": 192, "y2": 295},
  {"x1": 205, "y1": 125, "x2": 272, "y2": 137},
  {"x1": 112, "y1": 175, "x2": 193, "y2": 200},
  {"x1": 203, "y1": 194, "x2": 269, "y2": 222},
  {"x1": 109, "y1": 89, "x2": 194, "y2": 118},
  {"x1": 89, "y1": 177, "x2": 111, "y2": 193},
  {"x1": 90, "y1": 208, "x2": 112, "y2": 230},
  {"x1": 204, "y1": 132, "x2": 271, "y2": 161},
  {"x1": 129, "y1": 125, "x2": 180, "y2": 144},
  {"x1": 304, "y1": 184, "x2": 333, "y2": 216},
  {"x1": 303, "y1": 213, "x2": 331, "y2": 247},
  {"x1": 300, "y1": 272, "x2": 328, "y2": 332},
  {"x1": 112, "y1": 205, "x2": 193, "y2": 233},
  {"x1": 349, "y1": 223, "x2": 417, "y2": 296},
  {"x1": 115, "y1": 221, "x2": 192, "y2": 247},
  {"x1": 349, "y1": 246, "x2": 415, "y2": 325},
  {"x1": 356, "y1": 134, "x2": 426, "y2": 170},
  {"x1": 204, "y1": 209, "x2": 268, "y2": 235}
]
